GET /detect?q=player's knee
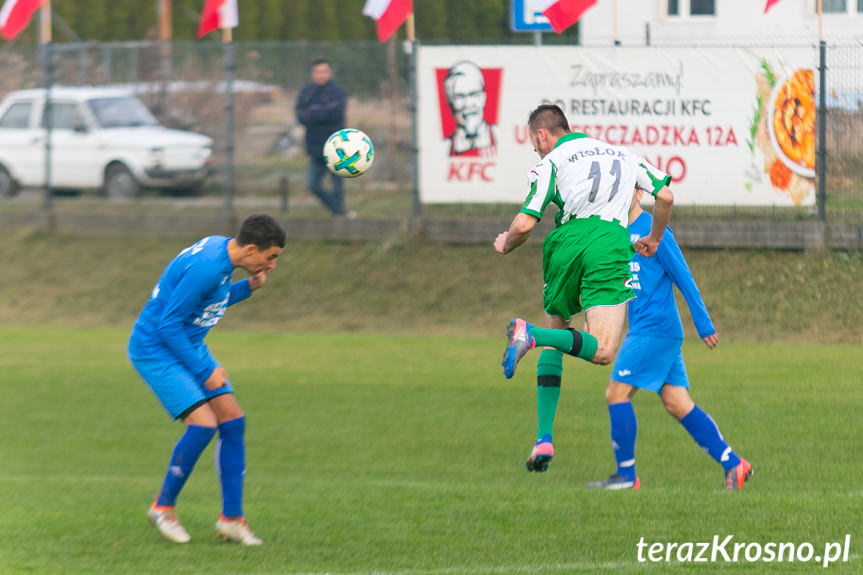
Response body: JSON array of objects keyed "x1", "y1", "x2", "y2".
[
  {"x1": 219, "y1": 407, "x2": 245, "y2": 423},
  {"x1": 666, "y1": 403, "x2": 692, "y2": 420},
  {"x1": 661, "y1": 388, "x2": 694, "y2": 419},
  {"x1": 210, "y1": 393, "x2": 244, "y2": 423},
  {"x1": 662, "y1": 400, "x2": 682, "y2": 418},
  {"x1": 590, "y1": 339, "x2": 619, "y2": 366},
  {"x1": 592, "y1": 347, "x2": 615, "y2": 365},
  {"x1": 605, "y1": 380, "x2": 632, "y2": 404}
]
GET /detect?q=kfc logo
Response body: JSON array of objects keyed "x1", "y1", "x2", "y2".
[{"x1": 436, "y1": 62, "x2": 502, "y2": 159}]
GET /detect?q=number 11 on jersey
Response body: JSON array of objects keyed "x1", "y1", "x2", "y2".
[{"x1": 587, "y1": 159, "x2": 622, "y2": 203}]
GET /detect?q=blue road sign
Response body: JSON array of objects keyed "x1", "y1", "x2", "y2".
[{"x1": 511, "y1": 0, "x2": 553, "y2": 32}]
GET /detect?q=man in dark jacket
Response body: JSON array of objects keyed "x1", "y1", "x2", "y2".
[{"x1": 295, "y1": 59, "x2": 351, "y2": 217}]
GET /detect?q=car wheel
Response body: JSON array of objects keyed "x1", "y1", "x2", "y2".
[
  {"x1": 0, "y1": 165, "x2": 20, "y2": 198},
  {"x1": 104, "y1": 163, "x2": 139, "y2": 199}
]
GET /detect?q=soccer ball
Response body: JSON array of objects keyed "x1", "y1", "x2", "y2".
[{"x1": 322, "y1": 129, "x2": 375, "y2": 178}]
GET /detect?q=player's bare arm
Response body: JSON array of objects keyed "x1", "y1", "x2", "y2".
[
  {"x1": 494, "y1": 212, "x2": 538, "y2": 254},
  {"x1": 634, "y1": 186, "x2": 673, "y2": 257}
]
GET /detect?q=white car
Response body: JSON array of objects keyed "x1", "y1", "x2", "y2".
[{"x1": 0, "y1": 86, "x2": 212, "y2": 198}]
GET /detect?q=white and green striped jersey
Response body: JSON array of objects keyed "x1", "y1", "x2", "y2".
[{"x1": 520, "y1": 133, "x2": 670, "y2": 228}]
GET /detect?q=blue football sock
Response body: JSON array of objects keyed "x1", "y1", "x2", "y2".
[
  {"x1": 679, "y1": 405, "x2": 741, "y2": 472},
  {"x1": 217, "y1": 416, "x2": 246, "y2": 519},
  {"x1": 608, "y1": 401, "x2": 637, "y2": 481},
  {"x1": 156, "y1": 424, "x2": 216, "y2": 507}
]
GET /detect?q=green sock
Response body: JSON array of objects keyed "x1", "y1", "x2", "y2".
[
  {"x1": 572, "y1": 330, "x2": 598, "y2": 361},
  {"x1": 530, "y1": 327, "x2": 598, "y2": 362},
  {"x1": 536, "y1": 349, "x2": 563, "y2": 439},
  {"x1": 530, "y1": 327, "x2": 574, "y2": 351}
]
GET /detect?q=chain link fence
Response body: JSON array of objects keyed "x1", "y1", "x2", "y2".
[
  {"x1": 0, "y1": 40, "x2": 860, "y2": 223},
  {"x1": 824, "y1": 42, "x2": 863, "y2": 222}
]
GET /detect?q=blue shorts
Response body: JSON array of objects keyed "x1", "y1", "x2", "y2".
[
  {"x1": 129, "y1": 348, "x2": 233, "y2": 420},
  {"x1": 611, "y1": 334, "x2": 689, "y2": 394}
]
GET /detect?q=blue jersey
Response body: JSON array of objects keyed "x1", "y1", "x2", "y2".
[
  {"x1": 627, "y1": 212, "x2": 714, "y2": 340},
  {"x1": 128, "y1": 236, "x2": 251, "y2": 384}
]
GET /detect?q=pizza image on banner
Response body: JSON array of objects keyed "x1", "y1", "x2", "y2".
[
  {"x1": 435, "y1": 61, "x2": 502, "y2": 158},
  {"x1": 749, "y1": 60, "x2": 815, "y2": 206}
]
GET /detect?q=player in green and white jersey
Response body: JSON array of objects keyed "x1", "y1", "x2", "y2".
[{"x1": 493, "y1": 104, "x2": 674, "y2": 472}]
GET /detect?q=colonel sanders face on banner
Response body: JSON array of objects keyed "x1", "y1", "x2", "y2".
[
  {"x1": 445, "y1": 62, "x2": 488, "y2": 137},
  {"x1": 441, "y1": 61, "x2": 498, "y2": 157}
]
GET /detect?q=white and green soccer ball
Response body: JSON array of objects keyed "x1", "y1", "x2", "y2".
[{"x1": 322, "y1": 129, "x2": 375, "y2": 178}]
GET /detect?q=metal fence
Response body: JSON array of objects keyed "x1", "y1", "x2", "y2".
[
  {"x1": 0, "y1": 40, "x2": 860, "y2": 223},
  {"x1": 823, "y1": 42, "x2": 863, "y2": 223}
]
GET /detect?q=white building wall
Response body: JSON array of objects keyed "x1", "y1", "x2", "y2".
[{"x1": 578, "y1": 0, "x2": 863, "y2": 46}]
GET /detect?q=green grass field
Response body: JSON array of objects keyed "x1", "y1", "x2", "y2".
[{"x1": 1, "y1": 326, "x2": 861, "y2": 574}]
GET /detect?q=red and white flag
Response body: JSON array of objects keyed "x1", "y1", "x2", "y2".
[
  {"x1": 363, "y1": 0, "x2": 412, "y2": 43},
  {"x1": 540, "y1": 0, "x2": 597, "y2": 34},
  {"x1": 764, "y1": 0, "x2": 783, "y2": 13},
  {"x1": 0, "y1": 0, "x2": 44, "y2": 41},
  {"x1": 197, "y1": 0, "x2": 238, "y2": 39}
]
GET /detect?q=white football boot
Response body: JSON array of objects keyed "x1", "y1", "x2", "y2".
[
  {"x1": 215, "y1": 516, "x2": 263, "y2": 546},
  {"x1": 147, "y1": 504, "x2": 191, "y2": 543}
]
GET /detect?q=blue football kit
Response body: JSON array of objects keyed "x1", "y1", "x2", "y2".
[
  {"x1": 129, "y1": 235, "x2": 251, "y2": 419},
  {"x1": 601, "y1": 210, "x2": 746, "y2": 486},
  {"x1": 612, "y1": 211, "x2": 715, "y2": 393}
]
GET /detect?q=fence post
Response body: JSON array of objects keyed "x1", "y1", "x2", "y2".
[
  {"x1": 280, "y1": 175, "x2": 289, "y2": 213},
  {"x1": 41, "y1": 42, "x2": 53, "y2": 219},
  {"x1": 130, "y1": 44, "x2": 139, "y2": 86},
  {"x1": 817, "y1": 40, "x2": 827, "y2": 222},
  {"x1": 102, "y1": 44, "x2": 111, "y2": 84},
  {"x1": 224, "y1": 38, "x2": 235, "y2": 218},
  {"x1": 407, "y1": 39, "x2": 421, "y2": 221},
  {"x1": 77, "y1": 43, "x2": 86, "y2": 84},
  {"x1": 387, "y1": 38, "x2": 398, "y2": 182}
]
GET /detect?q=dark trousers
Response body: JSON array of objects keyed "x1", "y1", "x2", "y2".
[{"x1": 307, "y1": 156, "x2": 345, "y2": 216}]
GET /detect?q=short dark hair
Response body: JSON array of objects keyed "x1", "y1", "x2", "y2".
[
  {"x1": 310, "y1": 58, "x2": 330, "y2": 69},
  {"x1": 236, "y1": 213, "x2": 286, "y2": 250},
  {"x1": 528, "y1": 104, "x2": 570, "y2": 135}
]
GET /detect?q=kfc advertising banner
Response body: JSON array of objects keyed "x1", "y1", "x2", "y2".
[{"x1": 418, "y1": 45, "x2": 816, "y2": 206}]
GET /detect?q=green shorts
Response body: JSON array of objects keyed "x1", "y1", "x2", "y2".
[{"x1": 542, "y1": 216, "x2": 635, "y2": 320}]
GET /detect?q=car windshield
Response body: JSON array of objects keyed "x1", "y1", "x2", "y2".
[{"x1": 87, "y1": 97, "x2": 159, "y2": 128}]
